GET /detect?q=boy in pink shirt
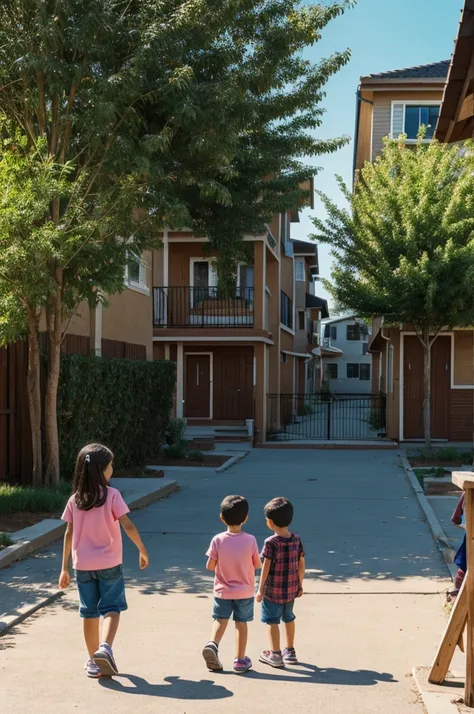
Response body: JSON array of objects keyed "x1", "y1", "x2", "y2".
[{"x1": 202, "y1": 495, "x2": 261, "y2": 674}]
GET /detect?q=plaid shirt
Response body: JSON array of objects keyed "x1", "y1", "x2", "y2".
[{"x1": 261, "y1": 533, "x2": 304, "y2": 604}]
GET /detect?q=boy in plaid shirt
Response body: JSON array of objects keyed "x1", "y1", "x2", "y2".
[{"x1": 257, "y1": 497, "x2": 305, "y2": 668}]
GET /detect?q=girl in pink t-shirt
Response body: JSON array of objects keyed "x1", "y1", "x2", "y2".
[{"x1": 59, "y1": 443, "x2": 149, "y2": 679}]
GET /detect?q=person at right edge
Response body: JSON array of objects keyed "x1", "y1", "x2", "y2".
[{"x1": 257, "y1": 497, "x2": 305, "y2": 668}]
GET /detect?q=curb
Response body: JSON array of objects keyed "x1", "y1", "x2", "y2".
[
  {"x1": 0, "y1": 480, "x2": 179, "y2": 573},
  {"x1": 399, "y1": 454, "x2": 457, "y2": 581},
  {"x1": 215, "y1": 451, "x2": 249, "y2": 473},
  {"x1": 0, "y1": 590, "x2": 64, "y2": 636},
  {"x1": 0, "y1": 479, "x2": 179, "y2": 637},
  {"x1": 412, "y1": 666, "x2": 461, "y2": 714}
]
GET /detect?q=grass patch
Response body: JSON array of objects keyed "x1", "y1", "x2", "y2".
[
  {"x1": 0, "y1": 532, "x2": 13, "y2": 550},
  {"x1": 413, "y1": 467, "x2": 448, "y2": 487},
  {"x1": 0, "y1": 482, "x2": 71, "y2": 516},
  {"x1": 409, "y1": 447, "x2": 473, "y2": 465}
]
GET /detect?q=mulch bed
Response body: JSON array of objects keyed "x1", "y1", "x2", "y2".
[
  {"x1": 409, "y1": 461, "x2": 469, "y2": 468},
  {"x1": 145, "y1": 454, "x2": 229, "y2": 468},
  {"x1": 0, "y1": 511, "x2": 60, "y2": 534}
]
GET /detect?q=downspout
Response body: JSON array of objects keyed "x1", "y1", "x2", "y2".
[{"x1": 352, "y1": 88, "x2": 374, "y2": 189}]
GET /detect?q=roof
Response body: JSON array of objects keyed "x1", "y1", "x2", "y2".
[
  {"x1": 436, "y1": 1, "x2": 474, "y2": 143},
  {"x1": 292, "y1": 240, "x2": 317, "y2": 255},
  {"x1": 322, "y1": 314, "x2": 357, "y2": 325},
  {"x1": 305, "y1": 293, "x2": 329, "y2": 319},
  {"x1": 363, "y1": 60, "x2": 450, "y2": 82}
]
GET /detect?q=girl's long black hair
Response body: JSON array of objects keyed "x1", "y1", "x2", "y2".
[{"x1": 72, "y1": 443, "x2": 114, "y2": 511}]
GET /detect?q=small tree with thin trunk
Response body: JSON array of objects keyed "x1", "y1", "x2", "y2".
[{"x1": 311, "y1": 137, "x2": 474, "y2": 450}]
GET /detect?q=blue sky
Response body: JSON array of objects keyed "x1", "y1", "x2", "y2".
[{"x1": 292, "y1": 0, "x2": 461, "y2": 307}]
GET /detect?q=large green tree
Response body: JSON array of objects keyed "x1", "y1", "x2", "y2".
[
  {"x1": 312, "y1": 137, "x2": 474, "y2": 448},
  {"x1": 0, "y1": 0, "x2": 351, "y2": 482}
]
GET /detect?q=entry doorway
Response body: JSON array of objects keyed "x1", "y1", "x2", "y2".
[{"x1": 184, "y1": 353, "x2": 212, "y2": 418}]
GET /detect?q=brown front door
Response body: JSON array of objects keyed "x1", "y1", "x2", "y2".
[
  {"x1": 185, "y1": 354, "x2": 211, "y2": 418},
  {"x1": 403, "y1": 335, "x2": 450, "y2": 439},
  {"x1": 214, "y1": 349, "x2": 253, "y2": 420}
]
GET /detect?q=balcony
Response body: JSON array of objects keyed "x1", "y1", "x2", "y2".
[{"x1": 153, "y1": 286, "x2": 254, "y2": 328}]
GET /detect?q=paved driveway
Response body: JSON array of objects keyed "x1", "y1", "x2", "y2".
[{"x1": 0, "y1": 449, "x2": 452, "y2": 713}]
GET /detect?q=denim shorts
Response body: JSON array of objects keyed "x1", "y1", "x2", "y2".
[
  {"x1": 75, "y1": 565, "x2": 128, "y2": 619},
  {"x1": 212, "y1": 596, "x2": 254, "y2": 623},
  {"x1": 261, "y1": 597, "x2": 295, "y2": 625}
]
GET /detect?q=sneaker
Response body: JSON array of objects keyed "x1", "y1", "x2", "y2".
[
  {"x1": 259, "y1": 650, "x2": 285, "y2": 668},
  {"x1": 84, "y1": 659, "x2": 101, "y2": 678},
  {"x1": 202, "y1": 641, "x2": 223, "y2": 671},
  {"x1": 93, "y1": 643, "x2": 119, "y2": 677},
  {"x1": 233, "y1": 656, "x2": 252, "y2": 674},
  {"x1": 283, "y1": 647, "x2": 298, "y2": 665}
]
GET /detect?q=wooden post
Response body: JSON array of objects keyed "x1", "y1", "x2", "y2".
[{"x1": 429, "y1": 472, "x2": 474, "y2": 706}]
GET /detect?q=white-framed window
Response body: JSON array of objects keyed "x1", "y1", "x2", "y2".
[
  {"x1": 125, "y1": 251, "x2": 149, "y2": 294},
  {"x1": 391, "y1": 101, "x2": 440, "y2": 142},
  {"x1": 294, "y1": 257, "x2": 305, "y2": 282},
  {"x1": 360, "y1": 364, "x2": 371, "y2": 381},
  {"x1": 326, "y1": 363, "x2": 338, "y2": 380},
  {"x1": 347, "y1": 363, "x2": 360, "y2": 379}
]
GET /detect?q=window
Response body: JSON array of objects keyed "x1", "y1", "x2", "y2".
[
  {"x1": 347, "y1": 363, "x2": 360, "y2": 379},
  {"x1": 387, "y1": 345, "x2": 394, "y2": 394},
  {"x1": 326, "y1": 363, "x2": 338, "y2": 380},
  {"x1": 298, "y1": 311, "x2": 306, "y2": 331},
  {"x1": 280, "y1": 291, "x2": 293, "y2": 329},
  {"x1": 347, "y1": 324, "x2": 361, "y2": 341},
  {"x1": 324, "y1": 324, "x2": 337, "y2": 340},
  {"x1": 280, "y1": 351, "x2": 288, "y2": 364},
  {"x1": 391, "y1": 103, "x2": 440, "y2": 141},
  {"x1": 294, "y1": 257, "x2": 305, "y2": 282},
  {"x1": 238, "y1": 264, "x2": 254, "y2": 299},
  {"x1": 360, "y1": 364, "x2": 371, "y2": 381},
  {"x1": 362, "y1": 343, "x2": 369, "y2": 355},
  {"x1": 125, "y1": 251, "x2": 148, "y2": 293}
]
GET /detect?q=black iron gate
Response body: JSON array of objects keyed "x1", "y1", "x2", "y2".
[{"x1": 266, "y1": 393, "x2": 387, "y2": 441}]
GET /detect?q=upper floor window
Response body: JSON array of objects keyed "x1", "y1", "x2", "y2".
[
  {"x1": 125, "y1": 251, "x2": 149, "y2": 294},
  {"x1": 324, "y1": 324, "x2": 337, "y2": 340},
  {"x1": 347, "y1": 324, "x2": 361, "y2": 341},
  {"x1": 294, "y1": 257, "x2": 305, "y2": 282},
  {"x1": 326, "y1": 363, "x2": 338, "y2": 380},
  {"x1": 391, "y1": 102, "x2": 440, "y2": 141},
  {"x1": 280, "y1": 291, "x2": 293, "y2": 330}
]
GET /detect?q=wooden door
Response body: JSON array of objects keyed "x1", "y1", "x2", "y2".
[
  {"x1": 403, "y1": 335, "x2": 450, "y2": 440},
  {"x1": 430, "y1": 336, "x2": 450, "y2": 438},
  {"x1": 214, "y1": 350, "x2": 253, "y2": 420},
  {"x1": 185, "y1": 354, "x2": 211, "y2": 418}
]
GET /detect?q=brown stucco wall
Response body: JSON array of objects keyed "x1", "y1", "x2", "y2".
[{"x1": 453, "y1": 331, "x2": 474, "y2": 385}]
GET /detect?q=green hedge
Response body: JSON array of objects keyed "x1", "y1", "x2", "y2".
[{"x1": 58, "y1": 355, "x2": 176, "y2": 477}]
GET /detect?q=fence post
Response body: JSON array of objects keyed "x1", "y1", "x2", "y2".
[{"x1": 326, "y1": 396, "x2": 332, "y2": 440}]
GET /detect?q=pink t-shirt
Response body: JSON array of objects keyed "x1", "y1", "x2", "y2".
[
  {"x1": 206, "y1": 531, "x2": 260, "y2": 599},
  {"x1": 61, "y1": 487, "x2": 130, "y2": 571}
]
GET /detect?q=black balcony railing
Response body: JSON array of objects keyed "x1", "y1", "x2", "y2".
[{"x1": 153, "y1": 286, "x2": 254, "y2": 328}]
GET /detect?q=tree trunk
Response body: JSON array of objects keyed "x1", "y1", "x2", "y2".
[
  {"x1": 44, "y1": 274, "x2": 63, "y2": 485},
  {"x1": 422, "y1": 330, "x2": 432, "y2": 454},
  {"x1": 26, "y1": 306, "x2": 42, "y2": 485}
]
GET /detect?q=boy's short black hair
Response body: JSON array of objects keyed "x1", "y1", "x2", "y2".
[
  {"x1": 264, "y1": 497, "x2": 294, "y2": 528},
  {"x1": 220, "y1": 495, "x2": 249, "y2": 526}
]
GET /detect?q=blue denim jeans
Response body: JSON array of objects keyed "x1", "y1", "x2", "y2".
[
  {"x1": 75, "y1": 565, "x2": 128, "y2": 619},
  {"x1": 261, "y1": 598, "x2": 295, "y2": 625},
  {"x1": 212, "y1": 596, "x2": 254, "y2": 622}
]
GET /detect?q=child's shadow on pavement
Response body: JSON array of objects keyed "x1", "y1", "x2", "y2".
[
  {"x1": 247, "y1": 663, "x2": 397, "y2": 686},
  {"x1": 99, "y1": 674, "x2": 233, "y2": 700}
]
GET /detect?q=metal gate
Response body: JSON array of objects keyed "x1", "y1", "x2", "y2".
[{"x1": 266, "y1": 393, "x2": 387, "y2": 441}]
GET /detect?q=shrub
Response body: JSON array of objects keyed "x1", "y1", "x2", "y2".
[
  {"x1": 58, "y1": 355, "x2": 176, "y2": 477},
  {"x1": 186, "y1": 450, "x2": 205, "y2": 462},
  {"x1": 164, "y1": 443, "x2": 189, "y2": 460},
  {"x1": 166, "y1": 417, "x2": 187, "y2": 446},
  {"x1": 0, "y1": 533, "x2": 13, "y2": 550}
]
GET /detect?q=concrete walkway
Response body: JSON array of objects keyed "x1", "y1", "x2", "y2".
[{"x1": 0, "y1": 450, "x2": 453, "y2": 713}]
